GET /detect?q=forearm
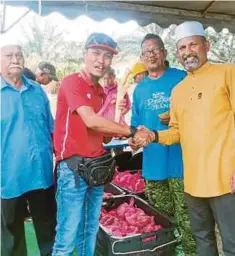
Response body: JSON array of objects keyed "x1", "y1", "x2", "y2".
[
  {"x1": 154, "y1": 129, "x2": 180, "y2": 145},
  {"x1": 87, "y1": 114, "x2": 131, "y2": 137}
]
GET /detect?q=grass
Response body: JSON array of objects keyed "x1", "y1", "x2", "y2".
[{"x1": 25, "y1": 222, "x2": 39, "y2": 255}]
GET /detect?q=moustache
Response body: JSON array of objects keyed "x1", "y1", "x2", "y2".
[
  {"x1": 9, "y1": 65, "x2": 23, "y2": 69},
  {"x1": 148, "y1": 58, "x2": 158, "y2": 62},
  {"x1": 183, "y1": 54, "x2": 198, "y2": 61}
]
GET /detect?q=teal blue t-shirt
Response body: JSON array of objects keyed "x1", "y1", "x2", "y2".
[{"x1": 131, "y1": 67, "x2": 186, "y2": 180}]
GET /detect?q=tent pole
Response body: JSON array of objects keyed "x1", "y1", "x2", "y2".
[
  {"x1": 1, "y1": 9, "x2": 31, "y2": 34},
  {"x1": 0, "y1": 1, "x2": 6, "y2": 33},
  {"x1": 202, "y1": 1, "x2": 215, "y2": 15}
]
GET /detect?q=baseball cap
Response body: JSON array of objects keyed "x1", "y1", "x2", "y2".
[
  {"x1": 84, "y1": 33, "x2": 118, "y2": 55},
  {"x1": 38, "y1": 62, "x2": 59, "y2": 81}
]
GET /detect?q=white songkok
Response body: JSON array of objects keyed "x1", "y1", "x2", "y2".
[{"x1": 175, "y1": 21, "x2": 205, "y2": 43}]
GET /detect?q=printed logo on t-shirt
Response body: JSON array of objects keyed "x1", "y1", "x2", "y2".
[
  {"x1": 87, "y1": 93, "x2": 91, "y2": 99},
  {"x1": 144, "y1": 92, "x2": 170, "y2": 110}
]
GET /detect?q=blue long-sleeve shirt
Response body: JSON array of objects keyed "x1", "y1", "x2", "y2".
[
  {"x1": 1, "y1": 75, "x2": 54, "y2": 199},
  {"x1": 131, "y1": 67, "x2": 187, "y2": 180}
]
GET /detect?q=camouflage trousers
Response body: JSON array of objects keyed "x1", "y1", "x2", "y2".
[{"x1": 145, "y1": 179, "x2": 196, "y2": 256}]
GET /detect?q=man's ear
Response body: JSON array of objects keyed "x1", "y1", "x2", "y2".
[
  {"x1": 176, "y1": 49, "x2": 181, "y2": 63},
  {"x1": 83, "y1": 49, "x2": 88, "y2": 58},
  {"x1": 140, "y1": 53, "x2": 144, "y2": 62},
  {"x1": 164, "y1": 49, "x2": 168, "y2": 59},
  {"x1": 205, "y1": 40, "x2": 211, "y2": 53}
]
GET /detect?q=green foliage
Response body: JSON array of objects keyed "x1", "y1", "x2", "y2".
[{"x1": 20, "y1": 20, "x2": 235, "y2": 80}]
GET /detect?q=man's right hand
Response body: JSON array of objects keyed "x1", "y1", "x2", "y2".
[
  {"x1": 128, "y1": 126, "x2": 155, "y2": 149},
  {"x1": 128, "y1": 137, "x2": 140, "y2": 151}
]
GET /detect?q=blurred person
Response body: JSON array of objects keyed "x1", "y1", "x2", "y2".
[
  {"x1": 35, "y1": 61, "x2": 59, "y2": 85},
  {"x1": 130, "y1": 61, "x2": 148, "y2": 84},
  {"x1": 98, "y1": 67, "x2": 131, "y2": 125},
  {"x1": 125, "y1": 61, "x2": 148, "y2": 124},
  {"x1": 23, "y1": 64, "x2": 60, "y2": 118},
  {"x1": 23, "y1": 61, "x2": 58, "y2": 85},
  {"x1": 45, "y1": 80, "x2": 60, "y2": 118}
]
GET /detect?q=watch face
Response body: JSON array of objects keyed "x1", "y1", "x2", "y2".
[{"x1": 131, "y1": 126, "x2": 137, "y2": 137}]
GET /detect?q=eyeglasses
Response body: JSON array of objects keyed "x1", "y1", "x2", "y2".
[
  {"x1": 4, "y1": 53, "x2": 23, "y2": 61},
  {"x1": 142, "y1": 48, "x2": 163, "y2": 58}
]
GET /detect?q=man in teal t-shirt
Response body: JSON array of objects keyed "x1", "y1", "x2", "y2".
[{"x1": 130, "y1": 34, "x2": 196, "y2": 256}]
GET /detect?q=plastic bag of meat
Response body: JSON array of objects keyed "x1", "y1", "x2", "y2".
[{"x1": 113, "y1": 170, "x2": 145, "y2": 193}]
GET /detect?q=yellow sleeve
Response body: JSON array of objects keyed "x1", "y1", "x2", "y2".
[
  {"x1": 158, "y1": 91, "x2": 180, "y2": 145},
  {"x1": 225, "y1": 64, "x2": 235, "y2": 116}
]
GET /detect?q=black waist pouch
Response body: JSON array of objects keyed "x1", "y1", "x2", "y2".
[{"x1": 65, "y1": 153, "x2": 116, "y2": 186}]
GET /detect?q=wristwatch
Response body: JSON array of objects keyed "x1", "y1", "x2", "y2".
[
  {"x1": 127, "y1": 126, "x2": 138, "y2": 138},
  {"x1": 153, "y1": 131, "x2": 159, "y2": 143}
]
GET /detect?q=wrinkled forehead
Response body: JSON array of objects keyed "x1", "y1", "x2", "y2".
[{"x1": 1, "y1": 45, "x2": 22, "y2": 54}]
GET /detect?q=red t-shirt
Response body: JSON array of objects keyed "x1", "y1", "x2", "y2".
[{"x1": 54, "y1": 71, "x2": 106, "y2": 161}]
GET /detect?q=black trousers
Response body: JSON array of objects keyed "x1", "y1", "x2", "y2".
[
  {"x1": 184, "y1": 193, "x2": 235, "y2": 256},
  {"x1": 1, "y1": 186, "x2": 56, "y2": 256}
]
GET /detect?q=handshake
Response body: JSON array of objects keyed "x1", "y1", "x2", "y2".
[{"x1": 128, "y1": 126, "x2": 156, "y2": 150}]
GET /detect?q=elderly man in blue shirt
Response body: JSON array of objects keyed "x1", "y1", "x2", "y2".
[{"x1": 1, "y1": 45, "x2": 56, "y2": 256}]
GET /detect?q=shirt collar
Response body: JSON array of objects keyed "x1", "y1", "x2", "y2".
[
  {"x1": 78, "y1": 70, "x2": 104, "y2": 97},
  {"x1": 188, "y1": 61, "x2": 211, "y2": 76},
  {"x1": 0, "y1": 74, "x2": 33, "y2": 91},
  {"x1": 80, "y1": 69, "x2": 97, "y2": 87}
]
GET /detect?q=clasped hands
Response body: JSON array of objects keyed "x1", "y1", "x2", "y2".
[{"x1": 129, "y1": 126, "x2": 155, "y2": 150}]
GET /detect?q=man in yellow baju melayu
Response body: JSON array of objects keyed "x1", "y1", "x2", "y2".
[{"x1": 133, "y1": 21, "x2": 235, "y2": 256}]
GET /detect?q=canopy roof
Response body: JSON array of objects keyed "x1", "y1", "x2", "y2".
[{"x1": 4, "y1": 1, "x2": 235, "y2": 33}]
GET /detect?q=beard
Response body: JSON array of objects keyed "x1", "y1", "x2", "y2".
[{"x1": 182, "y1": 55, "x2": 200, "y2": 71}]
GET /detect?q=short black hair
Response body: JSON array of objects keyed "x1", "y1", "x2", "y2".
[
  {"x1": 141, "y1": 34, "x2": 165, "y2": 49},
  {"x1": 22, "y1": 68, "x2": 36, "y2": 81},
  {"x1": 164, "y1": 60, "x2": 170, "y2": 68},
  {"x1": 106, "y1": 67, "x2": 116, "y2": 76}
]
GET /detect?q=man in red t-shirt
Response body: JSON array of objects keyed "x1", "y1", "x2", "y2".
[{"x1": 52, "y1": 33, "x2": 153, "y2": 256}]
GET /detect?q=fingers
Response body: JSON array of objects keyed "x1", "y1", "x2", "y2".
[
  {"x1": 118, "y1": 99, "x2": 128, "y2": 114},
  {"x1": 128, "y1": 138, "x2": 140, "y2": 151},
  {"x1": 133, "y1": 129, "x2": 155, "y2": 147},
  {"x1": 118, "y1": 99, "x2": 127, "y2": 108}
]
